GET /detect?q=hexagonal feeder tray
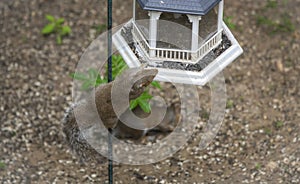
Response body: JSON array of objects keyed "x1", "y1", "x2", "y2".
[{"x1": 113, "y1": 0, "x2": 243, "y2": 86}]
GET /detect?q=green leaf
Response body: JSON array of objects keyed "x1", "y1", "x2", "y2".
[
  {"x1": 70, "y1": 73, "x2": 88, "y2": 81},
  {"x1": 71, "y1": 68, "x2": 106, "y2": 90},
  {"x1": 96, "y1": 76, "x2": 106, "y2": 86},
  {"x1": 46, "y1": 15, "x2": 55, "y2": 22},
  {"x1": 57, "y1": 18, "x2": 65, "y2": 25},
  {"x1": 138, "y1": 92, "x2": 152, "y2": 100},
  {"x1": 108, "y1": 54, "x2": 128, "y2": 80},
  {"x1": 131, "y1": 91, "x2": 153, "y2": 113},
  {"x1": 114, "y1": 64, "x2": 127, "y2": 79},
  {"x1": 129, "y1": 91, "x2": 154, "y2": 113},
  {"x1": 81, "y1": 81, "x2": 92, "y2": 90},
  {"x1": 61, "y1": 26, "x2": 71, "y2": 36},
  {"x1": 224, "y1": 16, "x2": 236, "y2": 30},
  {"x1": 130, "y1": 99, "x2": 139, "y2": 110},
  {"x1": 151, "y1": 81, "x2": 161, "y2": 89},
  {"x1": 88, "y1": 68, "x2": 101, "y2": 86},
  {"x1": 113, "y1": 55, "x2": 123, "y2": 63},
  {"x1": 226, "y1": 100, "x2": 234, "y2": 109},
  {"x1": 266, "y1": 0, "x2": 278, "y2": 8},
  {"x1": 88, "y1": 68, "x2": 99, "y2": 79},
  {"x1": 42, "y1": 24, "x2": 55, "y2": 35},
  {"x1": 0, "y1": 161, "x2": 5, "y2": 170},
  {"x1": 56, "y1": 35, "x2": 62, "y2": 44},
  {"x1": 138, "y1": 99, "x2": 151, "y2": 113}
]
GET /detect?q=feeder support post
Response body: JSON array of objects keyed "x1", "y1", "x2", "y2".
[
  {"x1": 218, "y1": 0, "x2": 224, "y2": 31},
  {"x1": 187, "y1": 15, "x2": 202, "y2": 52},
  {"x1": 133, "y1": 0, "x2": 136, "y2": 21},
  {"x1": 149, "y1": 11, "x2": 161, "y2": 57}
]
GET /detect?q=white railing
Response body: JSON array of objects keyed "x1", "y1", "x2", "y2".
[
  {"x1": 194, "y1": 31, "x2": 223, "y2": 61},
  {"x1": 132, "y1": 23, "x2": 150, "y2": 55},
  {"x1": 132, "y1": 22, "x2": 222, "y2": 64}
]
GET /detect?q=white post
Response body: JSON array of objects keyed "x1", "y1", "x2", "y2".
[
  {"x1": 133, "y1": 0, "x2": 136, "y2": 21},
  {"x1": 187, "y1": 15, "x2": 202, "y2": 52},
  {"x1": 149, "y1": 11, "x2": 161, "y2": 57},
  {"x1": 218, "y1": 0, "x2": 224, "y2": 31}
]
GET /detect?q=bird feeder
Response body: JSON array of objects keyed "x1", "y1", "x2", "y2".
[{"x1": 113, "y1": 0, "x2": 243, "y2": 85}]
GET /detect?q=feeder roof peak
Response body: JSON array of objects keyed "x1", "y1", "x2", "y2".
[{"x1": 136, "y1": 0, "x2": 221, "y2": 15}]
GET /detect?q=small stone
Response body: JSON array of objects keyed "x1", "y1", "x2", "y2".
[
  {"x1": 57, "y1": 171, "x2": 64, "y2": 176},
  {"x1": 266, "y1": 161, "x2": 278, "y2": 171},
  {"x1": 34, "y1": 81, "x2": 41, "y2": 86},
  {"x1": 283, "y1": 158, "x2": 289, "y2": 164},
  {"x1": 276, "y1": 60, "x2": 284, "y2": 72}
]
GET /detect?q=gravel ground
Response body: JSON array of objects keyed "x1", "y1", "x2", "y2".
[{"x1": 1, "y1": 0, "x2": 300, "y2": 183}]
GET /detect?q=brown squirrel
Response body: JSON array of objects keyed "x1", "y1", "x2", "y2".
[{"x1": 63, "y1": 67, "x2": 176, "y2": 163}]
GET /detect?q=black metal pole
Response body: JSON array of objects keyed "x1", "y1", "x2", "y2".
[
  {"x1": 107, "y1": 0, "x2": 113, "y2": 83},
  {"x1": 107, "y1": 0, "x2": 113, "y2": 183}
]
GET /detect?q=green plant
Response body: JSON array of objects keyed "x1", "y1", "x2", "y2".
[
  {"x1": 264, "y1": 128, "x2": 272, "y2": 135},
  {"x1": 129, "y1": 92, "x2": 153, "y2": 113},
  {"x1": 265, "y1": 0, "x2": 278, "y2": 9},
  {"x1": 92, "y1": 24, "x2": 107, "y2": 34},
  {"x1": 224, "y1": 16, "x2": 236, "y2": 30},
  {"x1": 42, "y1": 15, "x2": 71, "y2": 44},
  {"x1": 71, "y1": 68, "x2": 105, "y2": 90},
  {"x1": 70, "y1": 55, "x2": 131, "y2": 90},
  {"x1": 226, "y1": 100, "x2": 234, "y2": 109},
  {"x1": 275, "y1": 121, "x2": 284, "y2": 129},
  {"x1": 255, "y1": 163, "x2": 262, "y2": 170},
  {"x1": 257, "y1": 0, "x2": 295, "y2": 34},
  {"x1": 201, "y1": 110, "x2": 210, "y2": 120},
  {"x1": 257, "y1": 14, "x2": 295, "y2": 34},
  {"x1": 71, "y1": 55, "x2": 161, "y2": 113},
  {"x1": 0, "y1": 161, "x2": 5, "y2": 170},
  {"x1": 257, "y1": 16, "x2": 274, "y2": 27}
]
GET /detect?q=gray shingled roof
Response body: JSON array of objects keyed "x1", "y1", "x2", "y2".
[{"x1": 136, "y1": 0, "x2": 221, "y2": 15}]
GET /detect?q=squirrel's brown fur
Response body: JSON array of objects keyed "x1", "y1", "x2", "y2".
[{"x1": 62, "y1": 68, "x2": 158, "y2": 163}]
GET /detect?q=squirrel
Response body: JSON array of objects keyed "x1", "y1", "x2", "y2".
[
  {"x1": 63, "y1": 67, "x2": 164, "y2": 163},
  {"x1": 113, "y1": 103, "x2": 178, "y2": 141}
]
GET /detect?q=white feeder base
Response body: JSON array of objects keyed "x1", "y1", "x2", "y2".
[{"x1": 113, "y1": 20, "x2": 243, "y2": 86}]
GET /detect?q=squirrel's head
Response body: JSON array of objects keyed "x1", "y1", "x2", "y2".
[{"x1": 127, "y1": 67, "x2": 158, "y2": 99}]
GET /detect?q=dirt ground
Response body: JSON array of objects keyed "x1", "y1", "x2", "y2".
[{"x1": 1, "y1": 0, "x2": 300, "y2": 183}]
